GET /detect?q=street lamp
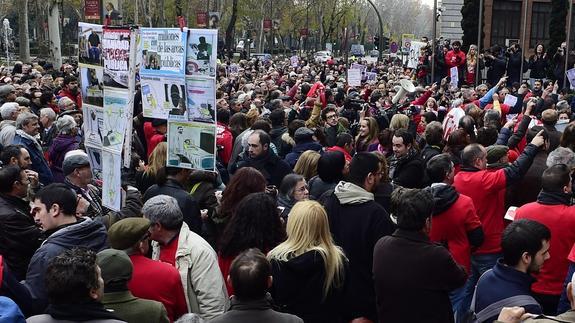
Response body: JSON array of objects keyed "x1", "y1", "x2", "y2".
[{"x1": 365, "y1": 0, "x2": 384, "y2": 61}]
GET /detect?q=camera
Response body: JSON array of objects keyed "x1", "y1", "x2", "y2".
[{"x1": 345, "y1": 98, "x2": 367, "y2": 111}]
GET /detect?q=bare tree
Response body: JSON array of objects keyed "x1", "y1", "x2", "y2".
[{"x1": 18, "y1": 0, "x2": 30, "y2": 61}]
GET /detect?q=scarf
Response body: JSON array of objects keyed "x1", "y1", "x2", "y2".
[
  {"x1": 47, "y1": 301, "x2": 120, "y2": 321},
  {"x1": 334, "y1": 181, "x2": 374, "y2": 205},
  {"x1": 537, "y1": 191, "x2": 572, "y2": 206}
]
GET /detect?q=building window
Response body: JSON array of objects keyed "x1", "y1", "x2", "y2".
[
  {"x1": 491, "y1": 0, "x2": 522, "y2": 47},
  {"x1": 531, "y1": 2, "x2": 551, "y2": 48}
]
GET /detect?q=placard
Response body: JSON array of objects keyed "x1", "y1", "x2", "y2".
[
  {"x1": 141, "y1": 75, "x2": 187, "y2": 120},
  {"x1": 167, "y1": 121, "x2": 216, "y2": 170},
  {"x1": 102, "y1": 28, "x2": 131, "y2": 88},
  {"x1": 83, "y1": 104, "x2": 104, "y2": 148},
  {"x1": 184, "y1": 77, "x2": 216, "y2": 123},
  {"x1": 347, "y1": 69, "x2": 361, "y2": 87},
  {"x1": 102, "y1": 150, "x2": 122, "y2": 211},
  {"x1": 78, "y1": 23, "x2": 103, "y2": 68},
  {"x1": 102, "y1": 88, "x2": 129, "y2": 153},
  {"x1": 140, "y1": 28, "x2": 187, "y2": 76},
  {"x1": 79, "y1": 67, "x2": 104, "y2": 107},
  {"x1": 186, "y1": 29, "x2": 218, "y2": 77}
]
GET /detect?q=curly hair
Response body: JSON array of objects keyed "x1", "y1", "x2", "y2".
[{"x1": 219, "y1": 192, "x2": 286, "y2": 257}]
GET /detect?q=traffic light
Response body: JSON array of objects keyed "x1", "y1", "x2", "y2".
[
  {"x1": 374, "y1": 36, "x2": 379, "y2": 50},
  {"x1": 383, "y1": 37, "x2": 390, "y2": 50}
]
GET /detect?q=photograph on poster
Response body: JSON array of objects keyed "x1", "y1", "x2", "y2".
[
  {"x1": 86, "y1": 146, "x2": 103, "y2": 181},
  {"x1": 80, "y1": 67, "x2": 104, "y2": 107},
  {"x1": 167, "y1": 121, "x2": 216, "y2": 171},
  {"x1": 78, "y1": 23, "x2": 103, "y2": 67},
  {"x1": 186, "y1": 29, "x2": 217, "y2": 77},
  {"x1": 102, "y1": 28, "x2": 130, "y2": 88},
  {"x1": 185, "y1": 77, "x2": 216, "y2": 123},
  {"x1": 141, "y1": 74, "x2": 187, "y2": 120},
  {"x1": 83, "y1": 104, "x2": 104, "y2": 148},
  {"x1": 102, "y1": 89, "x2": 129, "y2": 153},
  {"x1": 102, "y1": 150, "x2": 122, "y2": 211},
  {"x1": 140, "y1": 28, "x2": 187, "y2": 75}
]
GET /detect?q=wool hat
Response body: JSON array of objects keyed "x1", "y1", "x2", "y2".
[
  {"x1": 108, "y1": 218, "x2": 151, "y2": 250},
  {"x1": 96, "y1": 249, "x2": 133, "y2": 285},
  {"x1": 294, "y1": 127, "x2": 314, "y2": 143},
  {"x1": 486, "y1": 145, "x2": 509, "y2": 164},
  {"x1": 0, "y1": 85, "x2": 14, "y2": 98},
  {"x1": 62, "y1": 151, "x2": 90, "y2": 176}
]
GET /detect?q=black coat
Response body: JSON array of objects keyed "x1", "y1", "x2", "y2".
[
  {"x1": 389, "y1": 152, "x2": 425, "y2": 189},
  {"x1": 143, "y1": 179, "x2": 202, "y2": 234},
  {"x1": 230, "y1": 150, "x2": 292, "y2": 187},
  {"x1": 270, "y1": 250, "x2": 349, "y2": 323},
  {"x1": 373, "y1": 229, "x2": 467, "y2": 323},
  {"x1": 209, "y1": 295, "x2": 303, "y2": 323},
  {"x1": 320, "y1": 191, "x2": 396, "y2": 321},
  {"x1": 0, "y1": 194, "x2": 42, "y2": 281}
]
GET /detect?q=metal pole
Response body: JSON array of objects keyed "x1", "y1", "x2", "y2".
[
  {"x1": 431, "y1": 0, "x2": 437, "y2": 82},
  {"x1": 519, "y1": 0, "x2": 528, "y2": 85},
  {"x1": 365, "y1": 0, "x2": 383, "y2": 61},
  {"x1": 475, "y1": 0, "x2": 484, "y2": 85},
  {"x1": 565, "y1": 0, "x2": 573, "y2": 87}
]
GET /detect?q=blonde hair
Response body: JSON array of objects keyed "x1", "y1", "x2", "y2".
[
  {"x1": 294, "y1": 150, "x2": 321, "y2": 181},
  {"x1": 389, "y1": 114, "x2": 409, "y2": 131},
  {"x1": 145, "y1": 142, "x2": 167, "y2": 178},
  {"x1": 246, "y1": 107, "x2": 260, "y2": 127},
  {"x1": 268, "y1": 200, "x2": 346, "y2": 299},
  {"x1": 467, "y1": 44, "x2": 477, "y2": 65}
]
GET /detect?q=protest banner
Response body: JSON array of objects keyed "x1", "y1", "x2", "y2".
[
  {"x1": 102, "y1": 28, "x2": 131, "y2": 88},
  {"x1": 140, "y1": 28, "x2": 187, "y2": 76}
]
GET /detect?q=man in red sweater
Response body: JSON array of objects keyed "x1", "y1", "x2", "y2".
[
  {"x1": 108, "y1": 217, "x2": 188, "y2": 322},
  {"x1": 445, "y1": 41, "x2": 466, "y2": 86},
  {"x1": 426, "y1": 153, "x2": 484, "y2": 319},
  {"x1": 515, "y1": 164, "x2": 575, "y2": 314},
  {"x1": 453, "y1": 132, "x2": 545, "y2": 319},
  {"x1": 57, "y1": 76, "x2": 82, "y2": 110}
]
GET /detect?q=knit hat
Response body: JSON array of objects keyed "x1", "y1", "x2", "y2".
[
  {"x1": 0, "y1": 85, "x2": 14, "y2": 98},
  {"x1": 62, "y1": 151, "x2": 90, "y2": 176},
  {"x1": 486, "y1": 145, "x2": 509, "y2": 164},
  {"x1": 15, "y1": 97, "x2": 30, "y2": 107},
  {"x1": 294, "y1": 127, "x2": 314, "y2": 143},
  {"x1": 96, "y1": 249, "x2": 133, "y2": 285},
  {"x1": 108, "y1": 218, "x2": 151, "y2": 250}
]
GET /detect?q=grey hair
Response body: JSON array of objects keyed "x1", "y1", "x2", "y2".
[
  {"x1": 55, "y1": 115, "x2": 77, "y2": 135},
  {"x1": 452, "y1": 99, "x2": 463, "y2": 109},
  {"x1": 483, "y1": 109, "x2": 501, "y2": 127},
  {"x1": 557, "y1": 100, "x2": 570, "y2": 110},
  {"x1": 40, "y1": 107, "x2": 56, "y2": 121},
  {"x1": 175, "y1": 314, "x2": 205, "y2": 323},
  {"x1": 0, "y1": 102, "x2": 19, "y2": 120},
  {"x1": 141, "y1": 195, "x2": 183, "y2": 230},
  {"x1": 57, "y1": 97, "x2": 75, "y2": 110},
  {"x1": 547, "y1": 147, "x2": 575, "y2": 169},
  {"x1": 16, "y1": 112, "x2": 38, "y2": 129}
]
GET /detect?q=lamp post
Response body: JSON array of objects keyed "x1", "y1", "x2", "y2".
[
  {"x1": 476, "y1": 0, "x2": 484, "y2": 85},
  {"x1": 431, "y1": 0, "x2": 438, "y2": 82},
  {"x1": 365, "y1": 0, "x2": 384, "y2": 61},
  {"x1": 565, "y1": 0, "x2": 573, "y2": 87}
]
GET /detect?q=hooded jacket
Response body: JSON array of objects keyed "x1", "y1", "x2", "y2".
[
  {"x1": 48, "y1": 134, "x2": 79, "y2": 183},
  {"x1": 8, "y1": 218, "x2": 108, "y2": 315},
  {"x1": 428, "y1": 184, "x2": 483, "y2": 272},
  {"x1": 270, "y1": 250, "x2": 349, "y2": 323},
  {"x1": 320, "y1": 181, "x2": 396, "y2": 321},
  {"x1": 13, "y1": 130, "x2": 54, "y2": 185},
  {"x1": 284, "y1": 140, "x2": 323, "y2": 168}
]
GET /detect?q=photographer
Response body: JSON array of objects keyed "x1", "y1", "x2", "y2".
[
  {"x1": 484, "y1": 46, "x2": 507, "y2": 87},
  {"x1": 552, "y1": 42, "x2": 575, "y2": 88},
  {"x1": 505, "y1": 43, "x2": 526, "y2": 87}
]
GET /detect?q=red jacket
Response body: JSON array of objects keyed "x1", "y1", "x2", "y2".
[
  {"x1": 515, "y1": 197, "x2": 575, "y2": 295},
  {"x1": 216, "y1": 122, "x2": 233, "y2": 165},
  {"x1": 326, "y1": 145, "x2": 352, "y2": 162},
  {"x1": 57, "y1": 88, "x2": 82, "y2": 110},
  {"x1": 445, "y1": 50, "x2": 466, "y2": 69},
  {"x1": 430, "y1": 189, "x2": 482, "y2": 273},
  {"x1": 128, "y1": 254, "x2": 188, "y2": 321},
  {"x1": 144, "y1": 122, "x2": 166, "y2": 158},
  {"x1": 454, "y1": 168, "x2": 507, "y2": 254}
]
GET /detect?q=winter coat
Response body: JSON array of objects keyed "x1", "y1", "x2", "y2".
[
  {"x1": 373, "y1": 229, "x2": 467, "y2": 323},
  {"x1": 216, "y1": 122, "x2": 233, "y2": 165},
  {"x1": 208, "y1": 295, "x2": 303, "y2": 323},
  {"x1": 12, "y1": 218, "x2": 108, "y2": 316},
  {"x1": 102, "y1": 291, "x2": 170, "y2": 323},
  {"x1": 529, "y1": 54, "x2": 549, "y2": 79},
  {"x1": 515, "y1": 191, "x2": 575, "y2": 296},
  {"x1": 506, "y1": 151, "x2": 548, "y2": 209},
  {"x1": 230, "y1": 149, "x2": 292, "y2": 187},
  {"x1": 474, "y1": 259, "x2": 542, "y2": 323},
  {"x1": 151, "y1": 223, "x2": 228, "y2": 320},
  {"x1": 13, "y1": 131, "x2": 53, "y2": 185},
  {"x1": 284, "y1": 141, "x2": 323, "y2": 168},
  {"x1": 320, "y1": 182, "x2": 396, "y2": 321},
  {"x1": 486, "y1": 54, "x2": 507, "y2": 86},
  {"x1": 428, "y1": 184, "x2": 483, "y2": 272},
  {"x1": 47, "y1": 135, "x2": 79, "y2": 183},
  {"x1": 388, "y1": 151, "x2": 425, "y2": 189},
  {"x1": 57, "y1": 88, "x2": 82, "y2": 109},
  {"x1": 270, "y1": 250, "x2": 349, "y2": 323},
  {"x1": 0, "y1": 194, "x2": 42, "y2": 281},
  {"x1": 144, "y1": 179, "x2": 202, "y2": 235},
  {"x1": 270, "y1": 126, "x2": 289, "y2": 158},
  {"x1": 308, "y1": 175, "x2": 338, "y2": 200},
  {"x1": 0, "y1": 120, "x2": 15, "y2": 147}
]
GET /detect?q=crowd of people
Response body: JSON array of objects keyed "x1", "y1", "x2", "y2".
[{"x1": 1, "y1": 37, "x2": 575, "y2": 323}]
